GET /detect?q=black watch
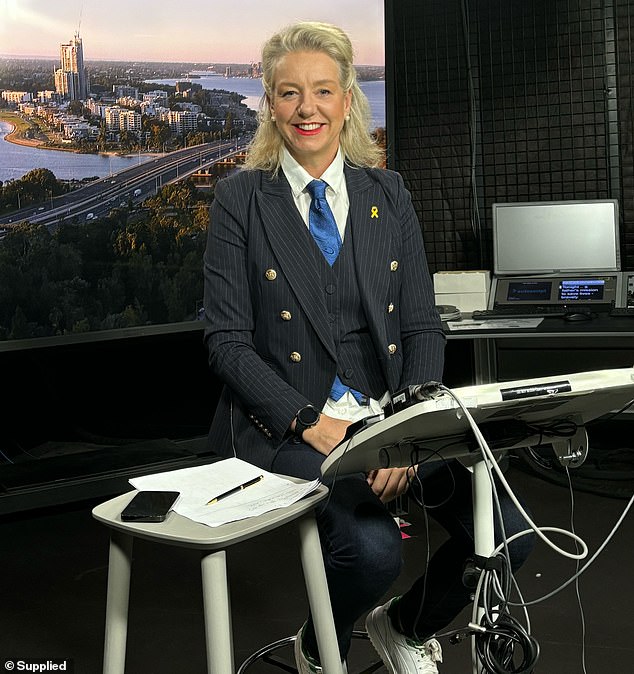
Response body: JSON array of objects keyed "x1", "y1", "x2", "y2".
[{"x1": 294, "y1": 404, "x2": 321, "y2": 438}]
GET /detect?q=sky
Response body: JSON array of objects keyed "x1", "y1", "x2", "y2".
[{"x1": 0, "y1": 0, "x2": 384, "y2": 65}]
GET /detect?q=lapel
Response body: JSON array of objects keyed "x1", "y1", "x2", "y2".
[
  {"x1": 345, "y1": 165, "x2": 393, "y2": 346},
  {"x1": 256, "y1": 172, "x2": 337, "y2": 359}
]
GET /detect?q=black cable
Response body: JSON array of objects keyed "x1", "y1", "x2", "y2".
[
  {"x1": 474, "y1": 611, "x2": 540, "y2": 674},
  {"x1": 522, "y1": 445, "x2": 555, "y2": 470},
  {"x1": 474, "y1": 552, "x2": 539, "y2": 674},
  {"x1": 524, "y1": 418, "x2": 579, "y2": 439},
  {"x1": 405, "y1": 441, "x2": 458, "y2": 510}
]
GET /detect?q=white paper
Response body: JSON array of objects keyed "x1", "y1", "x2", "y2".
[
  {"x1": 446, "y1": 318, "x2": 544, "y2": 330},
  {"x1": 129, "y1": 457, "x2": 321, "y2": 527}
]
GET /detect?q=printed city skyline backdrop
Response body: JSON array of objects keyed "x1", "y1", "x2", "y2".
[
  {"x1": 0, "y1": 0, "x2": 385, "y2": 345},
  {"x1": 0, "y1": 0, "x2": 385, "y2": 65}
]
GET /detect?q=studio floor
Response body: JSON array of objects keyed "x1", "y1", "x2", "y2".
[{"x1": 1, "y1": 463, "x2": 633, "y2": 674}]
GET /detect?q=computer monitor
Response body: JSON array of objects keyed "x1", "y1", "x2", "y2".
[{"x1": 493, "y1": 200, "x2": 620, "y2": 276}]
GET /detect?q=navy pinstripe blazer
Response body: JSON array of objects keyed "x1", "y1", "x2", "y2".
[{"x1": 203, "y1": 163, "x2": 446, "y2": 468}]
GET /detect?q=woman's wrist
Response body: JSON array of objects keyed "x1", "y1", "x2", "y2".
[{"x1": 292, "y1": 404, "x2": 321, "y2": 438}]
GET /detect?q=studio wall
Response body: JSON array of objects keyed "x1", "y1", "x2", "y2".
[{"x1": 387, "y1": 0, "x2": 634, "y2": 272}]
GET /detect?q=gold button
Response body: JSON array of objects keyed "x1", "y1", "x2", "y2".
[
  {"x1": 387, "y1": 303, "x2": 394, "y2": 313},
  {"x1": 388, "y1": 343, "x2": 397, "y2": 354},
  {"x1": 290, "y1": 351, "x2": 302, "y2": 362},
  {"x1": 265, "y1": 269, "x2": 277, "y2": 281},
  {"x1": 390, "y1": 260, "x2": 399, "y2": 272},
  {"x1": 280, "y1": 310, "x2": 292, "y2": 321}
]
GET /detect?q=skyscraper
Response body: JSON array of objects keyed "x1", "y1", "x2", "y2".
[{"x1": 55, "y1": 33, "x2": 88, "y2": 101}]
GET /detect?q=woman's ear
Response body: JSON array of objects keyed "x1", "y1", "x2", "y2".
[
  {"x1": 344, "y1": 89, "x2": 352, "y2": 118},
  {"x1": 266, "y1": 95, "x2": 276, "y2": 121}
]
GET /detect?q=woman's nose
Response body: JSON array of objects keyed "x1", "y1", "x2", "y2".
[{"x1": 297, "y1": 95, "x2": 316, "y2": 117}]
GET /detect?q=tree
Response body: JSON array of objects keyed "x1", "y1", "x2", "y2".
[
  {"x1": 9, "y1": 306, "x2": 29, "y2": 340},
  {"x1": 97, "y1": 123, "x2": 108, "y2": 152},
  {"x1": 22, "y1": 168, "x2": 62, "y2": 196},
  {"x1": 119, "y1": 129, "x2": 136, "y2": 152},
  {"x1": 0, "y1": 178, "x2": 211, "y2": 341},
  {"x1": 0, "y1": 169, "x2": 66, "y2": 212},
  {"x1": 142, "y1": 117, "x2": 171, "y2": 151},
  {"x1": 67, "y1": 100, "x2": 85, "y2": 116},
  {"x1": 223, "y1": 111, "x2": 234, "y2": 138}
]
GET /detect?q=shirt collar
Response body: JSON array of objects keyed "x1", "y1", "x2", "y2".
[{"x1": 281, "y1": 147, "x2": 345, "y2": 198}]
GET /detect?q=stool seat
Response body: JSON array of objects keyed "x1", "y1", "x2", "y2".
[{"x1": 93, "y1": 481, "x2": 343, "y2": 674}]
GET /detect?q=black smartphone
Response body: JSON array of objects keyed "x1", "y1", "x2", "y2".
[{"x1": 120, "y1": 490, "x2": 180, "y2": 522}]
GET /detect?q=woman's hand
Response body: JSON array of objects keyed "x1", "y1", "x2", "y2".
[
  {"x1": 298, "y1": 415, "x2": 416, "y2": 501},
  {"x1": 366, "y1": 466, "x2": 416, "y2": 503},
  {"x1": 300, "y1": 413, "x2": 352, "y2": 456}
]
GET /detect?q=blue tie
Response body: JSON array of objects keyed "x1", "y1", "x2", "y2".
[
  {"x1": 307, "y1": 179, "x2": 342, "y2": 266},
  {"x1": 306, "y1": 180, "x2": 365, "y2": 405}
]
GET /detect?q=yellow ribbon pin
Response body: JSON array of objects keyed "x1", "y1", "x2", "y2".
[{"x1": 370, "y1": 206, "x2": 379, "y2": 218}]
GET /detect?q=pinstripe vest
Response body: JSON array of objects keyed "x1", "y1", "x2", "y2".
[{"x1": 317, "y1": 223, "x2": 388, "y2": 400}]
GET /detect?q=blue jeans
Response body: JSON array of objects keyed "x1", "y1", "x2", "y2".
[{"x1": 271, "y1": 439, "x2": 534, "y2": 659}]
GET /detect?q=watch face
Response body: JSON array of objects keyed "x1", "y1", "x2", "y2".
[{"x1": 298, "y1": 405, "x2": 320, "y2": 426}]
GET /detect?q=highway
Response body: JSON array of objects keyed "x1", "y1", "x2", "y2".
[{"x1": 0, "y1": 139, "x2": 246, "y2": 229}]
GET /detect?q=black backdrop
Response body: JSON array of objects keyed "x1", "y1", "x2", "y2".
[{"x1": 386, "y1": 0, "x2": 634, "y2": 272}]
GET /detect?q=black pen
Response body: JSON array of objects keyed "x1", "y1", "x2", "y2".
[{"x1": 206, "y1": 475, "x2": 264, "y2": 505}]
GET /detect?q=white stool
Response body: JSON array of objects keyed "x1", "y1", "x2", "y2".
[{"x1": 93, "y1": 484, "x2": 343, "y2": 674}]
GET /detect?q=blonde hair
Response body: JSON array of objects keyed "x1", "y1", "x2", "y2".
[{"x1": 244, "y1": 21, "x2": 383, "y2": 173}]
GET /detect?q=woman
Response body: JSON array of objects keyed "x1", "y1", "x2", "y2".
[{"x1": 203, "y1": 21, "x2": 532, "y2": 674}]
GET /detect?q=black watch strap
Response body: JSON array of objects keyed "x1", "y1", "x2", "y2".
[{"x1": 294, "y1": 404, "x2": 321, "y2": 438}]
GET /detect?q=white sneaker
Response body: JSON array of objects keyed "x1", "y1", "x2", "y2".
[
  {"x1": 294, "y1": 624, "x2": 348, "y2": 674},
  {"x1": 294, "y1": 624, "x2": 323, "y2": 674},
  {"x1": 365, "y1": 599, "x2": 443, "y2": 674}
]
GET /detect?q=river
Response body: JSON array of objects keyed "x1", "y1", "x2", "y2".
[
  {"x1": 0, "y1": 75, "x2": 385, "y2": 183},
  {"x1": 0, "y1": 122, "x2": 154, "y2": 183}
]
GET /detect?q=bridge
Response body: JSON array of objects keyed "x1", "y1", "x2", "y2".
[
  {"x1": 189, "y1": 151, "x2": 248, "y2": 185},
  {"x1": 0, "y1": 140, "x2": 250, "y2": 231}
]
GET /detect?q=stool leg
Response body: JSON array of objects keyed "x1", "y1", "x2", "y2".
[
  {"x1": 201, "y1": 549, "x2": 234, "y2": 674},
  {"x1": 471, "y1": 460, "x2": 496, "y2": 674},
  {"x1": 103, "y1": 531, "x2": 133, "y2": 674},
  {"x1": 297, "y1": 514, "x2": 344, "y2": 674}
]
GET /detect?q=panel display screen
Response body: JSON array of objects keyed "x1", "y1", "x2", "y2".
[
  {"x1": 506, "y1": 281, "x2": 553, "y2": 302},
  {"x1": 559, "y1": 279, "x2": 605, "y2": 302},
  {"x1": 493, "y1": 274, "x2": 619, "y2": 308}
]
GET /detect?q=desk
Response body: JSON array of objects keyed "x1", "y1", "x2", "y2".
[{"x1": 445, "y1": 313, "x2": 634, "y2": 384}]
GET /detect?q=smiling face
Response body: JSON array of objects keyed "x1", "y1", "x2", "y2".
[{"x1": 269, "y1": 50, "x2": 352, "y2": 177}]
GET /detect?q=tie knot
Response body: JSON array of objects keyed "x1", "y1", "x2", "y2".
[{"x1": 307, "y1": 179, "x2": 328, "y2": 201}]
